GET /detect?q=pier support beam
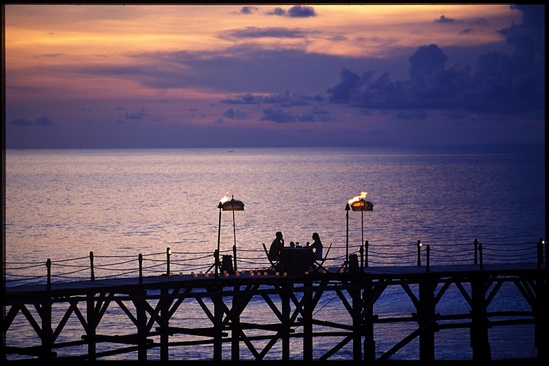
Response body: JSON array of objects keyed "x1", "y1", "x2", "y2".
[
  {"x1": 282, "y1": 282, "x2": 292, "y2": 360},
  {"x1": 534, "y1": 265, "x2": 547, "y2": 361},
  {"x1": 351, "y1": 276, "x2": 362, "y2": 361},
  {"x1": 231, "y1": 285, "x2": 241, "y2": 361},
  {"x1": 134, "y1": 290, "x2": 149, "y2": 361},
  {"x1": 470, "y1": 274, "x2": 491, "y2": 362},
  {"x1": 418, "y1": 277, "x2": 437, "y2": 363},
  {"x1": 38, "y1": 297, "x2": 53, "y2": 359},
  {"x1": 160, "y1": 287, "x2": 169, "y2": 361},
  {"x1": 86, "y1": 293, "x2": 98, "y2": 361},
  {"x1": 362, "y1": 277, "x2": 376, "y2": 362},
  {"x1": 213, "y1": 284, "x2": 224, "y2": 361},
  {"x1": 303, "y1": 278, "x2": 313, "y2": 361}
]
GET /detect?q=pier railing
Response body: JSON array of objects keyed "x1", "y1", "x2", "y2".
[
  {"x1": 5, "y1": 238, "x2": 545, "y2": 288},
  {"x1": 3, "y1": 238, "x2": 547, "y2": 363}
]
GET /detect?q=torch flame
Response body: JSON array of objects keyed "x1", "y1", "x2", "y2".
[
  {"x1": 348, "y1": 192, "x2": 367, "y2": 205},
  {"x1": 219, "y1": 194, "x2": 231, "y2": 204}
]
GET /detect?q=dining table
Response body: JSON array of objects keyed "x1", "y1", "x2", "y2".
[{"x1": 279, "y1": 246, "x2": 313, "y2": 275}]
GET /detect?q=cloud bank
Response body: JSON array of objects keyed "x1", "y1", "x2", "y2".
[{"x1": 5, "y1": 4, "x2": 544, "y2": 148}]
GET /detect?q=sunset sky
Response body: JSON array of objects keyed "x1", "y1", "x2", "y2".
[{"x1": 4, "y1": 4, "x2": 545, "y2": 148}]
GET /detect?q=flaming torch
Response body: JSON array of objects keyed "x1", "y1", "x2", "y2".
[
  {"x1": 216, "y1": 194, "x2": 244, "y2": 277},
  {"x1": 345, "y1": 192, "x2": 373, "y2": 270}
]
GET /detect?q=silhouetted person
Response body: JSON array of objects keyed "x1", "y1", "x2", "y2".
[
  {"x1": 268, "y1": 231, "x2": 284, "y2": 261},
  {"x1": 309, "y1": 232, "x2": 323, "y2": 259}
]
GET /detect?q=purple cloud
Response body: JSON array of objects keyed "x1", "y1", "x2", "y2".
[
  {"x1": 287, "y1": 5, "x2": 316, "y2": 18},
  {"x1": 326, "y1": 6, "x2": 544, "y2": 118},
  {"x1": 223, "y1": 27, "x2": 310, "y2": 39},
  {"x1": 223, "y1": 108, "x2": 247, "y2": 120},
  {"x1": 240, "y1": 6, "x2": 259, "y2": 15},
  {"x1": 9, "y1": 116, "x2": 54, "y2": 126},
  {"x1": 266, "y1": 5, "x2": 316, "y2": 18},
  {"x1": 435, "y1": 15, "x2": 458, "y2": 24}
]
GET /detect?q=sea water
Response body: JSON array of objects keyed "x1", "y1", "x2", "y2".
[{"x1": 3, "y1": 145, "x2": 546, "y2": 360}]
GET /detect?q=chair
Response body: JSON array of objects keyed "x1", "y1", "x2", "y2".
[
  {"x1": 312, "y1": 243, "x2": 332, "y2": 273},
  {"x1": 262, "y1": 243, "x2": 280, "y2": 272}
]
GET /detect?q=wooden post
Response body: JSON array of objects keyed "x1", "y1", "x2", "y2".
[
  {"x1": 470, "y1": 274, "x2": 491, "y2": 362},
  {"x1": 46, "y1": 258, "x2": 52, "y2": 291},
  {"x1": 138, "y1": 254, "x2": 143, "y2": 284},
  {"x1": 233, "y1": 244, "x2": 238, "y2": 272},
  {"x1": 89, "y1": 251, "x2": 95, "y2": 281},
  {"x1": 135, "y1": 290, "x2": 148, "y2": 361},
  {"x1": 351, "y1": 276, "x2": 362, "y2": 360},
  {"x1": 87, "y1": 293, "x2": 97, "y2": 361},
  {"x1": 231, "y1": 284, "x2": 241, "y2": 361},
  {"x1": 362, "y1": 277, "x2": 376, "y2": 362},
  {"x1": 282, "y1": 282, "x2": 291, "y2": 360},
  {"x1": 359, "y1": 243, "x2": 364, "y2": 271},
  {"x1": 38, "y1": 296, "x2": 53, "y2": 359},
  {"x1": 417, "y1": 240, "x2": 422, "y2": 267},
  {"x1": 345, "y1": 203, "x2": 350, "y2": 271},
  {"x1": 303, "y1": 278, "x2": 313, "y2": 361},
  {"x1": 160, "y1": 287, "x2": 169, "y2": 361},
  {"x1": 364, "y1": 240, "x2": 369, "y2": 268},
  {"x1": 213, "y1": 285, "x2": 223, "y2": 361},
  {"x1": 418, "y1": 278, "x2": 437, "y2": 363},
  {"x1": 214, "y1": 249, "x2": 220, "y2": 279},
  {"x1": 166, "y1": 247, "x2": 171, "y2": 275}
]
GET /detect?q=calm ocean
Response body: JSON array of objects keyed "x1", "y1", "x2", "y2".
[{"x1": 4, "y1": 145, "x2": 546, "y2": 360}]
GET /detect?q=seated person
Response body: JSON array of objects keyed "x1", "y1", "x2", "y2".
[
  {"x1": 309, "y1": 232, "x2": 323, "y2": 260},
  {"x1": 268, "y1": 231, "x2": 284, "y2": 261}
]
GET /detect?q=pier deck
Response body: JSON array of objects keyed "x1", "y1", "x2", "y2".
[
  {"x1": 3, "y1": 262, "x2": 547, "y2": 363},
  {"x1": 4, "y1": 262, "x2": 542, "y2": 295}
]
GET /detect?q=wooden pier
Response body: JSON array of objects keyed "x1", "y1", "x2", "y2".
[{"x1": 3, "y1": 259, "x2": 547, "y2": 363}]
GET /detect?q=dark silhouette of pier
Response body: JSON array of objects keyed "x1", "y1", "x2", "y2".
[{"x1": 3, "y1": 239, "x2": 547, "y2": 363}]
